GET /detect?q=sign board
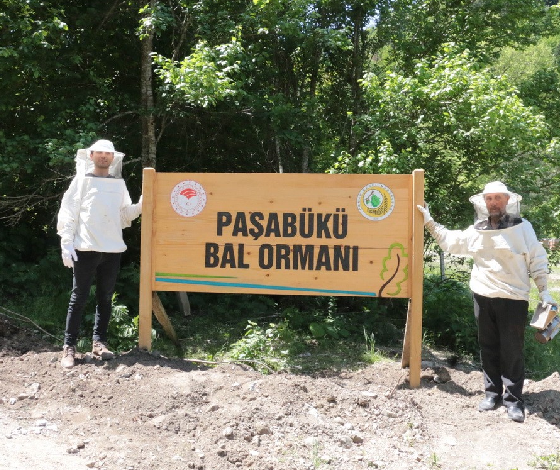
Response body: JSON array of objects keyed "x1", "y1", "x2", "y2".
[{"x1": 139, "y1": 170, "x2": 425, "y2": 386}]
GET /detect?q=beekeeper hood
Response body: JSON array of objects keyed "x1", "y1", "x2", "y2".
[
  {"x1": 75, "y1": 139, "x2": 124, "y2": 178},
  {"x1": 469, "y1": 181, "x2": 522, "y2": 222}
]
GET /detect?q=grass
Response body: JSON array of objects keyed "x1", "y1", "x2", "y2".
[
  {"x1": 141, "y1": 291, "x2": 400, "y2": 374},
  {"x1": 3, "y1": 255, "x2": 559, "y2": 379},
  {"x1": 525, "y1": 264, "x2": 560, "y2": 380},
  {"x1": 429, "y1": 452, "x2": 442, "y2": 469},
  {"x1": 162, "y1": 311, "x2": 389, "y2": 374},
  {"x1": 529, "y1": 451, "x2": 560, "y2": 469},
  {"x1": 424, "y1": 254, "x2": 560, "y2": 381}
]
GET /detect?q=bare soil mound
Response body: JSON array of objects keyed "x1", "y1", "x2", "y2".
[{"x1": 1, "y1": 318, "x2": 560, "y2": 470}]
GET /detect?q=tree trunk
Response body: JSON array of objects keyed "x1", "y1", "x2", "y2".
[
  {"x1": 140, "y1": 0, "x2": 157, "y2": 169},
  {"x1": 276, "y1": 135, "x2": 283, "y2": 173},
  {"x1": 349, "y1": 4, "x2": 365, "y2": 156}
]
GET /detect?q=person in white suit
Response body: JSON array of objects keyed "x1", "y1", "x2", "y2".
[
  {"x1": 57, "y1": 139, "x2": 142, "y2": 368},
  {"x1": 418, "y1": 181, "x2": 556, "y2": 423}
]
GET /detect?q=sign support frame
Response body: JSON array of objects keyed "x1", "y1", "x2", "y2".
[{"x1": 138, "y1": 169, "x2": 425, "y2": 387}]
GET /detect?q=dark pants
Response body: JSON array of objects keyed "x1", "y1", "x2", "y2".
[
  {"x1": 473, "y1": 293, "x2": 528, "y2": 407},
  {"x1": 64, "y1": 250, "x2": 122, "y2": 347}
]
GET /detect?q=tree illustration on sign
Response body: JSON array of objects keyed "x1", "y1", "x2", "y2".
[
  {"x1": 369, "y1": 192, "x2": 381, "y2": 208},
  {"x1": 378, "y1": 243, "x2": 408, "y2": 297}
]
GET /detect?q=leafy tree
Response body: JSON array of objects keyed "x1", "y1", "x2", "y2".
[
  {"x1": 330, "y1": 46, "x2": 555, "y2": 233},
  {"x1": 0, "y1": 0, "x2": 142, "y2": 300},
  {"x1": 376, "y1": 0, "x2": 552, "y2": 72},
  {"x1": 491, "y1": 35, "x2": 560, "y2": 237},
  {"x1": 146, "y1": 0, "x2": 381, "y2": 174},
  {"x1": 2, "y1": 0, "x2": 560, "y2": 326}
]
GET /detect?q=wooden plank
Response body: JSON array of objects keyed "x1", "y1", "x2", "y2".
[
  {"x1": 150, "y1": 173, "x2": 412, "y2": 298},
  {"x1": 152, "y1": 292, "x2": 178, "y2": 344},
  {"x1": 401, "y1": 299, "x2": 411, "y2": 368},
  {"x1": 176, "y1": 292, "x2": 191, "y2": 316},
  {"x1": 153, "y1": 246, "x2": 408, "y2": 296},
  {"x1": 138, "y1": 168, "x2": 155, "y2": 350},
  {"x1": 407, "y1": 169, "x2": 425, "y2": 388},
  {"x1": 138, "y1": 169, "x2": 426, "y2": 391}
]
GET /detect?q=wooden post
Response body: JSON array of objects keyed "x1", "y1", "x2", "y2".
[
  {"x1": 152, "y1": 292, "x2": 179, "y2": 344},
  {"x1": 407, "y1": 169, "x2": 425, "y2": 387},
  {"x1": 139, "y1": 168, "x2": 155, "y2": 350},
  {"x1": 138, "y1": 171, "x2": 424, "y2": 366},
  {"x1": 176, "y1": 292, "x2": 191, "y2": 316},
  {"x1": 401, "y1": 299, "x2": 412, "y2": 368}
]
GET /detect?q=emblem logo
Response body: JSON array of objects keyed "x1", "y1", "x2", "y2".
[
  {"x1": 171, "y1": 180, "x2": 207, "y2": 217},
  {"x1": 357, "y1": 183, "x2": 395, "y2": 221}
]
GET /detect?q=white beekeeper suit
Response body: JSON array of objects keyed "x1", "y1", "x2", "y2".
[
  {"x1": 57, "y1": 139, "x2": 142, "y2": 370},
  {"x1": 417, "y1": 181, "x2": 554, "y2": 423},
  {"x1": 419, "y1": 182, "x2": 552, "y2": 305},
  {"x1": 57, "y1": 142, "x2": 142, "y2": 257}
]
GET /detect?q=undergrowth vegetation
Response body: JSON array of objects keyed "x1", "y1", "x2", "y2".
[
  {"x1": 162, "y1": 293, "x2": 403, "y2": 374},
  {"x1": 1, "y1": 256, "x2": 559, "y2": 379}
]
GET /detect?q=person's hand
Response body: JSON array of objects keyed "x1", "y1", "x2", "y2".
[
  {"x1": 416, "y1": 203, "x2": 433, "y2": 225},
  {"x1": 61, "y1": 242, "x2": 78, "y2": 268},
  {"x1": 539, "y1": 290, "x2": 557, "y2": 308}
]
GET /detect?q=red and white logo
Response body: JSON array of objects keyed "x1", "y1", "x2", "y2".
[{"x1": 170, "y1": 180, "x2": 207, "y2": 217}]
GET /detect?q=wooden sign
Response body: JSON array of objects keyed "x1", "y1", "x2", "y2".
[{"x1": 139, "y1": 170, "x2": 425, "y2": 386}]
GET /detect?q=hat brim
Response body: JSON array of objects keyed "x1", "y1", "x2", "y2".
[
  {"x1": 84, "y1": 148, "x2": 125, "y2": 158},
  {"x1": 469, "y1": 191, "x2": 521, "y2": 205}
]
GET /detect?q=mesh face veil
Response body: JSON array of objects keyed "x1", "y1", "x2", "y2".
[
  {"x1": 75, "y1": 149, "x2": 123, "y2": 178},
  {"x1": 75, "y1": 140, "x2": 124, "y2": 178},
  {"x1": 468, "y1": 181, "x2": 522, "y2": 223}
]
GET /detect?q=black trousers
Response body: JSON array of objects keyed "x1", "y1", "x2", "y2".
[
  {"x1": 473, "y1": 293, "x2": 528, "y2": 406},
  {"x1": 64, "y1": 251, "x2": 122, "y2": 347}
]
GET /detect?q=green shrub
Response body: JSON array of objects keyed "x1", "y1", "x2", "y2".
[
  {"x1": 525, "y1": 324, "x2": 560, "y2": 380},
  {"x1": 422, "y1": 274, "x2": 477, "y2": 355},
  {"x1": 228, "y1": 320, "x2": 295, "y2": 373},
  {"x1": 282, "y1": 297, "x2": 406, "y2": 346},
  {"x1": 76, "y1": 295, "x2": 142, "y2": 353}
]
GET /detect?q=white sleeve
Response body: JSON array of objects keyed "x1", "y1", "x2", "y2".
[
  {"x1": 57, "y1": 177, "x2": 81, "y2": 245},
  {"x1": 120, "y1": 185, "x2": 142, "y2": 229},
  {"x1": 523, "y1": 221, "x2": 549, "y2": 291},
  {"x1": 426, "y1": 220, "x2": 472, "y2": 256}
]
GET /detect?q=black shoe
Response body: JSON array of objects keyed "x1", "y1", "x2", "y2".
[
  {"x1": 506, "y1": 404, "x2": 525, "y2": 423},
  {"x1": 478, "y1": 396, "x2": 501, "y2": 412}
]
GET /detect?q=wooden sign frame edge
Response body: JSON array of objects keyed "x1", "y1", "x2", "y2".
[{"x1": 138, "y1": 168, "x2": 424, "y2": 388}]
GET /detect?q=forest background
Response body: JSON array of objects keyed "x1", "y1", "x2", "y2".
[{"x1": 2, "y1": 0, "x2": 560, "y2": 377}]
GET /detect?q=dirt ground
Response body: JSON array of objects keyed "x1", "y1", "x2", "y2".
[{"x1": 1, "y1": 317, "x2": 560, "y2": 470}]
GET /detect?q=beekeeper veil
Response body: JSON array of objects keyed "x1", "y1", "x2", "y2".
[
  {"x1": 469, "y1": 181, "x2": 522, "y2": 222},
  {"x1": 75, "y1": 139, "x2": 124, "y2": 178}
]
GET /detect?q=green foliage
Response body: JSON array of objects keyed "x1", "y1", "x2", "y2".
[
  {"x1": 362, "y1": 328, "x2": 385, "y2": 363},
  {"x1": 308, "y1": 317, "x2": 349, "y2": 340},
  {"x1": 153, "y1": 39, "x2": 243, "y2": 108},
  {"x1": 525, "y1": 325, "x2": 560, "y2": 381},
  {"x1": 488, "y1": 35, "x2": 560, "y2": 240},
  {"x1": 493, "y1": 38, "x2": 559, "y2": 84},
  {"x1": 525, "y1": 268, "x2": 560, "y2": 380},
  {"x1": 225, "y1": 308, "x2": 391, "y2": 374},
  {"x1": 422, "y1": 274, "x2": 478, "y2": 356},
  {"x1": 282, "y1": 298, "x2": 405, "y2": 346},
  {"x1": 331, "y1": 44, "x2": 554, "y2": 233},
  {"x1": 4, "y1": 0, "x2": 560, "y2": 378},
  {"x1": 376, "y1": 0, "x2": 552, "y2": 71},
  {"x1": 106, "y1": 302, "x2": 140, "y2": 353},
  {"x1": 163, "y1": 293, "x2": 401, "y2": 373},
  {"x1": 529, "y1": 451, "x2": 560, "y2": 470},
  {"x1": 228, "y1": 320, "x2": 294, "y2": 373},
  {"x1": 75, "y1": 296, "x2": 146, "y2": 353},
  {"x1": 138, "y1": 2, "x2": 174, "y2": 38},
  {"x1": 0, "y1": 246, "x2": 71, "y2": 338}
]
